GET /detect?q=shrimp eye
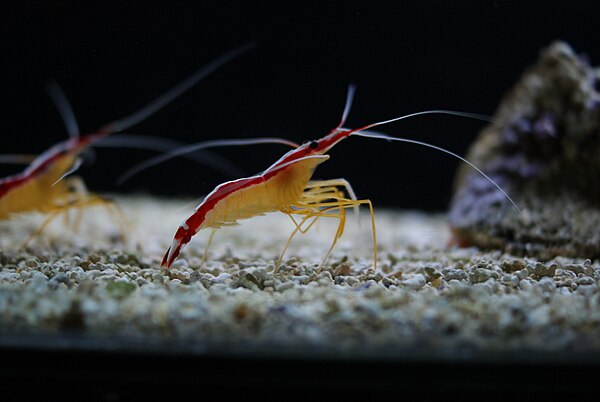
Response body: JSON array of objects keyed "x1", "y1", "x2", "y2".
[{"x1": 309, "y1": 141, "x2": 319, "y2": 150}]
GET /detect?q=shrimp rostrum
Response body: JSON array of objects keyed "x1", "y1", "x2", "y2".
[
  {"x1": 0, "y1": 45, "x2": 258, "y2": 244},
  {"x1": 156, "y1": 85, "x2": 520, "y2": 270}
]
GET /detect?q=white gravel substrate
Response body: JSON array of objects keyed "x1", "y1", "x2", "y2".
[{"x1": 1, "y1": 195, "x2": 600, "y2": 352}]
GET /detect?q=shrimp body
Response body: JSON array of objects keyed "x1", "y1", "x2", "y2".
[
  {"x1": 0, "y1": 135, "x2": 96, "y2": 219},
  {"x1": 0, "y1": 44, "x2": 256, "y2": 238},
  {"x1": 163, "y1": 152, "x2": 329, "y2": 266},
  {"x1": 161, "y1": 86, "x2": 521, "y2": 269},
  {"x1": 204, "y1": 157, "x2": 324, "y2": 227}
]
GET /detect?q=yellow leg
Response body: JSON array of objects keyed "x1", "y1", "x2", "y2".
[
  {"x1": 276, "y1": 179, "x2": 378, "y2": 272},
  {"x1": 20, "y1": 191, "x2": 128, "y2": 249},
  {"x1": 305, "y1": 178, "x2": 358, "y2": 201},
  {"x1": 71, "y1": 194, "x2": 129, "y2": 244},
  {"x1": 305, "y1": 178, "x2": 359, "y2": 219},
  {"x1": 286, "y1": 212, "x2": 322, "y2": 235},
  {"x1": 303, "y1": 181, "x2": 376, "y2": 269},
  {"x1": 200, "y1": 229, "x2": 217, "y2": 267},
  {"x1": 310, "y1": 197, "x2": 376, "y2": 270},
  {"x1": 275, "y1": 213, "x2": 317, "y2": 271},
  {"x1": 19, "y1": 208, "x2": 65, "y2": 250},
  {"x1": 66, "y1": 177, "x2": 129, "y2": 243},
  {"x1": 319, "y1": 206, "x2": 346, "y2": 269},
  {"x1": 276, "y1": 205, "x2": 349, "y2": 272}
]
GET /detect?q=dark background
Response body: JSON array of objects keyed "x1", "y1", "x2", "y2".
[
  {"x1": 2, "y1": 4, "x2": 600, "y2": 399},
  {"x1": 2, "y1": 1, "x2": 599, "y2": 210}
]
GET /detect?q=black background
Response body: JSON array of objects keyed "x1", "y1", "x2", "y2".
[
  {"x1": 3, "y1": 4, "x2": 600, "y2": 399},
  {"x1": 2, "y1": 1, "x2": 599, "y2": 210}
]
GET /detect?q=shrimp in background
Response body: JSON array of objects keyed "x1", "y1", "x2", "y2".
[{"x1": 0, "y1": 44, "x2": 260, "y2": 245}]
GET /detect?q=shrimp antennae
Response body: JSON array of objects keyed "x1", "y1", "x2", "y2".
[
  {"x1": 117, "y1": 137, "x2": 299, "y2": 185},
  {"x1": 350, "y1": 128, "x2": 521, "y2": 214},
  {"x1": 45, "y1": 80, "x2": 80, "y2": 140},
  {"x1": 335, "y1": 84, "x2": 360, "y2": 220},
  {"x1": 350, "y1": 110, "x2": 493, "y2": 131},
  {"x1": 336, "y1": 84, "x2": 357, "y2": 129},
  {"x1": 102, "y1": 42, "x2": 257, "y2": 134},
  {"x1": 94, "y1": 134, "x2": 246, "y2": 178},
  {"x1": 51, "y1": 158, "x2": 83, "y2": 186}
]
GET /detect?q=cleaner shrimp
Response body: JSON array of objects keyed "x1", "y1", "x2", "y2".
[
  {"x1": 125, "y1": 85, "x2": 520, "y2": 270},
  {"x1": 0, "y1": 44, "x2": 285, "y2": 245}
]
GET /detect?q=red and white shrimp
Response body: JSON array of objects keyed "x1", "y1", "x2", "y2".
[
  {"x1": 156, "y1": 85, "x2": 520, "y2": 270},
  {"x1": 0, "y1": 44, "x2": 266, "y2": 241}
]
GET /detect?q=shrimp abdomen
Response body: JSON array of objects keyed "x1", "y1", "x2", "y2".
[
  {"x1": 0, "y1": 156, "x2": 75, "y2": 219},
  {"x1": 201, "y1": 157, "x2": 323, "y2": 229}
]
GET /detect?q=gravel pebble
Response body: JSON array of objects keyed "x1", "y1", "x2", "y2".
[{"x1": 1, "y1": 195, "x2": 600, "y2": 352}]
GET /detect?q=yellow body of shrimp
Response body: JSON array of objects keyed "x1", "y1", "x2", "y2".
[
  {"x1": 0, "y1": 44, "x2": 257, "y2": 242},
  {"x1": 200, "y1": 156, "x2": 325, "y2": 229},
  {"x1": 0, "y1": 150, "x2": 78, "y2": 220},
  {"x1": 161, "y1": 139, "x2": 375, "y2": 270}
]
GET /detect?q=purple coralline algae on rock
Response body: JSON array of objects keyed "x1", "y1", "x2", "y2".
[{"x1": 449, "y1": 41, "x2": 600, "y2": 259}]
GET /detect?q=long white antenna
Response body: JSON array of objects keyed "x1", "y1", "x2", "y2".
[
  {"x1": 336, "y1": 84, "x2": 357, "y2": 128},
  {"x1": 105, "y1": 43, "x2": 257, "y2": 133},
  {"x1": 354, "y1": 110, "x2": 493, "y2": 132},
  {"x1": 93, "y1": 134, "x2": 246, "y2": 178},
  {"x1": 45, "y1": 80, "x2": 80, "y2": 140},
  {"x1": 117, "y1": 137, "x2": 299, "y2": 184},
  {"x1": 351, "y1": 129, "x2": 520, "y2": 214},
  {"x1": 51, "y1": 157, "x2": 83, "y2": 186}
]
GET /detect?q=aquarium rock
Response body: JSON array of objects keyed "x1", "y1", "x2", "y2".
[{"x1": 449, "y1": 41, "x2": 600, "y2": 259}]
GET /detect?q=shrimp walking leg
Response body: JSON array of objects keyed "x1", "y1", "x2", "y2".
[
  {"x1": 200, "y1": 229, "x2": 217, "y2": 267},
  {"x1": 303, "y1": 178, "x2": 359, "y2": 217},
  {"x1": 275, "y1": 179, "x2": 377, "y2": 271},
  {"x1": 68, "y1": 176, "x2": 129, "y2": 243},
  {"x1": 67, "y1": 180, "x2": 128, "y2": 240},
  {"x1": 20, "y1": 180, "x2": 128, "y2": 249},
  {"x1": 275, "y1": 205, "x2": 346, "y2": 272},
  {"x1": 277, "y1": 211, "x2": 329, "y2": 270}
]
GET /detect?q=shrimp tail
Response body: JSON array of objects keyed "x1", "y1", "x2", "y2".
[
  {"x1": 161, "y1": 226, "x2": 195, "y2": 268},
  {"x1": 161, "y1": 247, "x2": 173, "y2": 267}
]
